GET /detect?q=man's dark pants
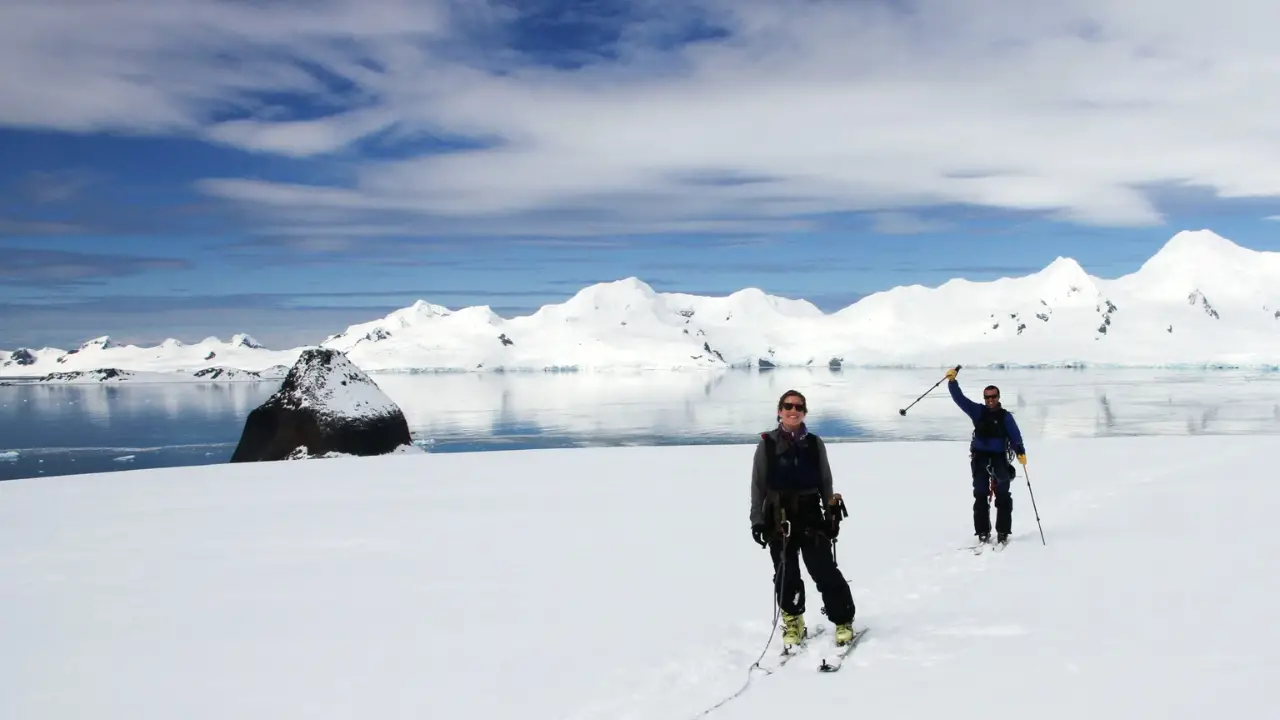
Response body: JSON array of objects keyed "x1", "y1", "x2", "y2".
[{"x1": 971, "y1": 450, "x2": 1013, "y2": 536}]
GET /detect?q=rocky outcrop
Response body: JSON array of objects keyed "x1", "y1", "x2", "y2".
[
  {"x1": 192, "y1": 365, "x2": 289, "y2": 381},
  {"x1": 38, "y1": 368, "x2": 133, "y2": 383},
  {"x1": 230, "y1": 348, "x2": 412, "y2": 462},
  {"x1": 7, "y1": 349, "x2": 36, "y2": 366}
]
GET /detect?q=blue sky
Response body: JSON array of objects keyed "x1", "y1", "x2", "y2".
[{"x1": 5, "y1": 0, "x2": 1280, "y2": 349}]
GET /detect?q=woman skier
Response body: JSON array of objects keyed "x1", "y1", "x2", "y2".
[{"x1": 749, "y1": 389, "x2": 856, "y2": 648}]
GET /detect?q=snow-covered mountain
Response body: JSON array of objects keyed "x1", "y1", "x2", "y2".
[
  {"x1": 321, "y1": 229, "x2": 1280, "y2": 370},
  {"x1": 319, "y1": 280, "x2": 829, "y2": 371},
  {"x1": 0, "y1": 334, "x2": 298, "y2": 380},
  {"x1": 6, "y1": 229, "x2": 1280, "y2": 378},
  {"x1": 821, "y1": 230, "x2": 1280, "y2": 367}
]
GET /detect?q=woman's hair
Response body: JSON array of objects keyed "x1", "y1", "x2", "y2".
[{"x1": 777, "y1": 389, "x2": 807, "y2": 409}]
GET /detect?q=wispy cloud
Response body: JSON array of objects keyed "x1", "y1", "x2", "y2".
[
  {"x1": 7, "y1": 1, "x2": 1280, "y2": 239},
  {"x1": 0, "y1": 248, "x2": 191, "y2": 286},
  {"x1": 918, "y1": 265, "x2": 1049, "y2": 276},
  {"x1": 869, "y1": 212, "x2": 951, "y2": 236},
  {"x1": 0, "y1": 219, "x2": 87, "y2": 236},
  {"x1": 19, "y1": 170, "x2": 95, "y2": 204},
  {"x1": 0, "y1": 290, "x2": 545, "y2": 314},
  {"x1": 0, "y1": 166, "x2": 234, "y2": 239},
  {"x1": 0, "y1": 301, "x2": 401, "y2": 350}
]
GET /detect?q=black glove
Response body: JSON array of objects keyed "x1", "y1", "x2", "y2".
[{"x1": 752, "y1": 524, "x2": 768, "y2": 548}]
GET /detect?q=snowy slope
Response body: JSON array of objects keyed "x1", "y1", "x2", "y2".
[
  {"x1": 8, "y1": 229, "x2": 1280, "y2": 375},
  {"x1": 0, "y1": 435, "x2": 1274, "y2": 719}
]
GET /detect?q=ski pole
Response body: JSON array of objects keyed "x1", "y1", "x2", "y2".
[
  {"x1": 899, "y1": 364, "x2": 961, "y2": 416},
  {"x1": 1023, "y1": 464, "x2": 1046, "y2": 545}
]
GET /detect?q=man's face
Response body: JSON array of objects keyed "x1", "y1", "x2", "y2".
[{"x1": 983, "y1": 389, "x2": 1000, "y2": 407}]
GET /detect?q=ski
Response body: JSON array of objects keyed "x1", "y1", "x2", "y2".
[
  {"x1": 962, "y1": 537, "x2": 1009, "y2": 554},
  {"x1": 777, "y1": 625, "x2": 827, "y2": 667},
  {"x1": 817, "y1": 627, "x2": 869, "y2": 672}
]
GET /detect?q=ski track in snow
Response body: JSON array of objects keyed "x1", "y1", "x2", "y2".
[
  {"x1": 566, "y1": 442, "x2": 1241, "y2": 720},
  {"x1": 1, "y1": 437, "x2": 1273, "y2": 720}
]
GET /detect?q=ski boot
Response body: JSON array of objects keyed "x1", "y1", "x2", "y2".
[
  {"x1": 835, "y1": 622, "x2": 855, "y2": 646},
  {"x1": 782, "y1": 612, "x2": 805, "y2": 647},
  {"x1": 977, "y1": 532, "x2": 991, "y2": 544},
  {"x1": 997, "y1": 532, "x2": 1009, "y2": 545}
]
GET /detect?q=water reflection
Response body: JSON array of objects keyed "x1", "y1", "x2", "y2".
[
  {"x1": 2, "y1": 367, "x2": 1279, "y2": 480},
  {"x1": 370, "y1": 367, "x2": 1280, "y2": 448}
]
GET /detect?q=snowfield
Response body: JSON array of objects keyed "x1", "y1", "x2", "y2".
[
  {"x1": 1, "y1": 434, "x2": 1275, "y2": 719},
  {"x1": 8, "y1": 229, "x2": 1280, "y2": 378}
]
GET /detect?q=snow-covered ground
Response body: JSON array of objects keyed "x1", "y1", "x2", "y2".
[
  {"x1": 8, "y1": 229, "x2": 1280, "y2": 377},
  {"x1": 1, "y1": 434, "x2": 1274, "y2": 719}
]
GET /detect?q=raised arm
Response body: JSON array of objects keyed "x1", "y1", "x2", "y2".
[{"x1": 948, "y1": 379, "x2": 983, "y2": 420}]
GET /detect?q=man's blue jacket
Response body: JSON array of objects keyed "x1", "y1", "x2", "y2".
[{"x1": 948, "y1": 380, "x2": 1026, "y2": 456}]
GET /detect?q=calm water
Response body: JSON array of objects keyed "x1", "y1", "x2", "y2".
[{"x1": 3, "y1": 367, "x2": 1280, "y2": 481}]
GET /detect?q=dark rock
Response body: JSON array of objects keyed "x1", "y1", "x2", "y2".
[
  {"x1": 39, "y1": 368, "x2": 131, "y2": 382},
  {"x1": 194, "y1": 366, "x2": 263, "y2": 381},
  {"x1": 230, "y1": 348, "x2": 412, "y2": 462},
  {"x1": 8, "y1": 349, "x2": 36, "y2": 366}
]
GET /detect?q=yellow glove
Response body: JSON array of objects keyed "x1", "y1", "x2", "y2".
[
  {"x1": 944, "y1": 367, "x2": 958, "y2": 381},
  {"x1": 1017, "y1": 454, "x2": 1027, "y2": 465}
]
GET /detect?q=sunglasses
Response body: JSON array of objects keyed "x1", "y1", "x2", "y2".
[
  {"x1": 780, "y1": 402, "x2": 807, "y2": 412},
  {"x1": 983, "y1": 394, "x2": 999, "y2": 400}
]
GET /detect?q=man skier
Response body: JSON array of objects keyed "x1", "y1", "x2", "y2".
[
  {"x1": 749, "y1": 389, "x2": 856, "y2": 648},
  {"x1": 945, "y1": 368, "x2": 1027, "y2": 545}
]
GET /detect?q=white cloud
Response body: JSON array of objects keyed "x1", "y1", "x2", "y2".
[
  {"x1": 6, "y1": 0, "x2": 1280, "y2": 235},
  {"x1": 204, "y1": 108, "x2": 401, "y2": 157},
  {"x1": 869, "y1": 212, "x2": 950, "y2": 236}
]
